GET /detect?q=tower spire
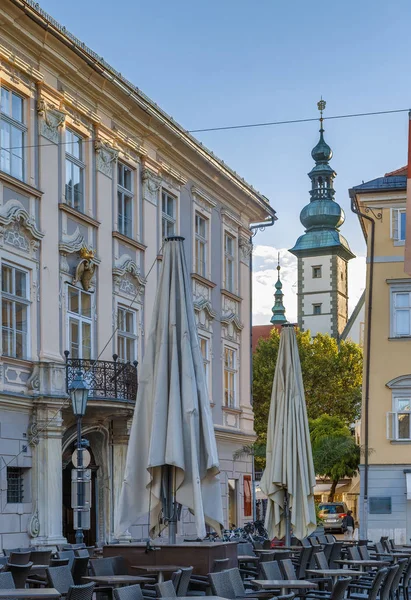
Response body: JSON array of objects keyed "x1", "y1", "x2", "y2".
[{"x1": 270, "y1": 253, "x2": 287, "y2": 325}]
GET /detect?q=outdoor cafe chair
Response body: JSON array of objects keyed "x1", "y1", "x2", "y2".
[
  {"x1": 359, "y1": 546, "x2": 371, "y2": 560},
  {"x1": 51, "y1": 559, "x2": 70, "y2": 567},
  {"x1": 155, "y1": 580, "x2": 176, "y2": 598},
  {"x1": 0, "y1": 571, "x2": 15, "y2": 589},
  {"x1": 401, "y1": 558, "x2": 411, "y2": 600},
  {"x1": 190, "y1": 559, "x2": 229, "y2": 593},
  {"x1": 328, "y1": 543, "x2": 344, "y2": 569},
  {"x1": 238, "y1": 543, "x2": 256, "y2": 556},
  {"x1": 347, "y1": 566, "x2": 388, "y2": 599},
  {"x1": 261, "y1": 560, "x2": 283, "y2": 580},
  {"x1": 4, "y1": 548, "x2": 31, "y2": 557},
  {"x1": 30, "y1": 550, "x2": 53, "y2": 566},
  {"x1": 316, "y1": 536, "x2": 328, "y2": 545},
  {"x1": 114, "y1": 584, "x2": 144, "y2": 600},
  {"x1": 90, "y1": 557, "x2": 116, "y2": 577},
  {"x1": 390, "y1": 558, "x2": 408, "y2": 600},
  {"x1": 294, "y1": 547, "x2": 313, "y2": 580},
  {"x1": 347, "y1": 547, "x2": 361, "y2": 561},
  {"x1": 325, "y1": 537, "x2": 336, "y2": 544},
  {"x1": 227, "y1": 567, "x2": 282, "y2": 598},
  {"x1": 380, "y1": 564, "x2": 400, "y2": 600},
  {"x1": 6, "y1": 561, "x2": 33, "y2": 588},
  {"x1": 323, "y1": 545, "x2": 333, "y2": 563},
  {"x1": 142, "y1": 569, "x2": 181, "y2": 599},
  {"x1": 66, "y1": 582, "x2": 95, "y2": 600},
  {"x1": 305, "y1": 577, "x2": 352, "y2": 600},
  {"x1": 176, "y1": 567, "x2": 195, "y2": 596},
  {"x1": 112, "y1": 557, "x2": 128, "y2": 576},
  {"x1": 314, "y1": 553, "x2": 329, "y2": 571},
  {"x1": 0, "y1": 557, "x2": 7, "y2": 567},
  {"x1": 47, "y1": 565, "x2": 75, "y2": 597},
  {"x1": 9, "y1": 551, "x2": 31, "y2": 565},
  {"x1": 57, "y1": 551, "x2": 76, "y2": 571},
  {"x1": 75, "y1": 550, "x2": 90, "y2": 559},
  {"x1": 72, "y1": 556, "x2": 90, "y2": 585}
]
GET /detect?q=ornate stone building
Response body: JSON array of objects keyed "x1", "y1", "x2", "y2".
[
  {"x1": 0, "y1": 1, "x2": 276, "y2": 547},
  {"x1": 289, "y1": 102, "x2": 355, "y2": 338}
]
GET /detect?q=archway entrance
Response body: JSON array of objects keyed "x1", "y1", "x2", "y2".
[{"x1": 62, "y1": 444, "x2": 98, "y2": 545}]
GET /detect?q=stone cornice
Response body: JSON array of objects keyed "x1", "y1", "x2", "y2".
[
  {"x1": 112, "y1": 231, "x2": 146, "y2": 252},
  {"x1": 191, "y1": 186, "x2": 217, "y2": 208},
  {"x1": 221, "y1": 289, "x2": 242, "y2": 303},
  {"x1": 214, "y1": 427, "x2": 257, "y2": 445},
  {"x1": 62, "y1": 90, "x2": 100, "y2": 124},
  {"x1": 59, "y1": 203, "x2": 101, "y2": 228},
  {"x1": 191, "y1": 273, "x2": 217, "y2": 289},
  {"x1": 0, "y1": 42, "x2": 43, "y2": 82},
  {"x1": 0, "y1": 171, "x2": 43, "y2": 197},
  {"x1": 112, "y1": 126, "x2": 147, "y2": 157},
  {"x1": 158, "y1": 161, "x2": 188, "y2": 185},
  {"x1": 221, "y1": 208, "x2": 244, "y2": 229}
]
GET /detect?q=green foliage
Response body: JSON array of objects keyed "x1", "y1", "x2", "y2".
[
  {"x1": 309, "y1": 414, "x2": 361, "y2": 501},
  {"x1": 252, "y1": 329, "x2": 362, "y2": 471}
]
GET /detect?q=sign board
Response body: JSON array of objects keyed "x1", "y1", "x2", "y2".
[{"x1": 71, "y1": 449, "x2": 91, "y2": 468}]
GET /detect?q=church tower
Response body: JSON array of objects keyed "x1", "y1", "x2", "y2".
[
  {"x1": 270, "y1": 256, "x2": 287, "y2": 325},
  {"x1": 289, "y1": 100, "x2": 355, "y2": 338}
]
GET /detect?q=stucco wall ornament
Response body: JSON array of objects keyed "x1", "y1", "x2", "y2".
[
  {"x1": 239, "y1": 236, "x2": 253, "y2": 265},
  {"x1": 142, "y1": 168, "x2": 161, "y2": 206},
  {"x1": 37, "y1": 99, "x2": 66, "y2": 144},
  {"x1": 28, "y1": 508, "x2": 40, "y2": 538},
  {"x1": 0, "y1": 199, "x2": 43, "y2": 240},
  {"x1": 113, "y1": 254, "x2": 146, "y2": 297},
  {"x1": 0, "y1": 199, "x2": 43, "y2": 257},
  {"x1": 73, "y1": 246, "x2": 96, "y2": 291},
  {"x1": 94, "y1": 139, "x2": 119, "y2": 177}
]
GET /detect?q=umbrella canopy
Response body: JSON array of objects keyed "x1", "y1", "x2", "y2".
[
  {"x1": 115, "y1": 237, "x2": 224, "y2": 540},
  {"x1": 259, "y1": 324, "x2": 317, "y2": 541}
]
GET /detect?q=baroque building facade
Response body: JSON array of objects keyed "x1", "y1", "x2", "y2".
[
  {"x1": 290, "y1": 102, "x2": 355, "y2": 338},
  {"x1": 0, "y1": 0, "x2": 276, "y2": 547}
]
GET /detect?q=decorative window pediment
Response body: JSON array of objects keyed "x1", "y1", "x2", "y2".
[
  {"x1": 0, "y1": 199, "x2": 43, "y2": 257},
  {"x1": 113, "y1": 254, "x2": 146, "y2": 298},
  {"x1": 386, "y1": 375, "x2": 411, "y2": 389}
]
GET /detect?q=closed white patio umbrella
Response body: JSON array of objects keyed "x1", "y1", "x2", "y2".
[
  {"x1": 260, "y1": 324, "x2": 316, "y2": 542},
  {"x1": 115, "y1": 237, "x2": 224, "y2": 542}
]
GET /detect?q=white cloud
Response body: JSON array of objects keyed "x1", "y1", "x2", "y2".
[{"x1": 252, "y1": 245, "x2": 366, "y2": 326}]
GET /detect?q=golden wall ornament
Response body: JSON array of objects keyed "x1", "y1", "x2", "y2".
[{"x1": 72, "y1": 246, "x2": 96, "y2": 291}]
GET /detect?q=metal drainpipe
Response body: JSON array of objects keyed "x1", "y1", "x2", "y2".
[
  {"x1": 350, "y1": 195, "x2": 376, "y2": 540},
  {"x1": 249, "y1": 216, "x2": 276, "y2": 520}
]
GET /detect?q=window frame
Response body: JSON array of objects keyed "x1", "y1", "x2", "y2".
[
  {"x1": 199, "y1": 334, "x2": 211, "y2": 393},
  {"x1": 393, "y1": 396, "x2": 411, "y2": 440},
  {"x1": 0, "y1": 85, "x2": 27, "y2": 182},
  {"x1": 65, "y1": 128, "x2": 85, "y2": 213},
  {"x1": 390, "y1": 287, "x2": 411, "y2": 338},
  {"x1": 117, "y1": 162, "x2": 134, "y2": 239},
  {"x1": 6, "y1": 467, "x2": 25, "y2": 504},
  {"x1": 223, "y1": 344, "x2": 237, "y2": 408},
  {"x1": 313, "y1": 303, "x2": 322, "y2": 316},
  {"x1": 67, "y1": 285, "x2": 93, "y2": 359},
  {"x1": 117, "y1": 306, "x2": 138, "y2": 363},
  {"x1": 391, "y1": 208, "x2": 407, "y2": 245},
  {"x1": 312, "y1": 265, "x2": 322, "y2": 279},
  {"x1": 224, "y1": 232, "x2": 235, "y2": 293},
  {"x1": 195, "y1": 212, "x2": 208, "y2": 277},
  {"x1": 1, "y1": 262, "x2": 30, "y2": 360},
  {"x1": 161, "y1": 189, "x2": 177, "y2": 239}
]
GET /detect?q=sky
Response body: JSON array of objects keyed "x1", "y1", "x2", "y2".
[{"x1": 37, "y1": 0, "x2": 410, "y2": 322}]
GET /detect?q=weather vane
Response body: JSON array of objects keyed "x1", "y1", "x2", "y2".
[{"x1": 317, "y1": 97, "x2": 326, "y2": 126}]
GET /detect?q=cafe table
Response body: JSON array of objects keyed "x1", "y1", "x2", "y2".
[
  {"x1": 251, "y1": 579, "x2": 318, "y2": 596},
  {"x1": 306, "y1": 569, "x2": 363, "y2": 584},
  {"x1": 131, "y1": 565, "x2": 183, "y2": 583},
  {"x1": 0, "y1": 590, "x2": 60, "y2": 599},
  {"x1": 335, "y1": 559, "x2": 390, "y2": 571},
  {"x1": 83, "y1": 575, "x2": 153, "y2": 587},
  {"x1": 375, "y1": 552, "x2": 411, "y2": 563}
]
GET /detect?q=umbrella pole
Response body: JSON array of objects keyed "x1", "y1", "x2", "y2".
[
  {"x1": 168, "y1": 466, "x2": 177, "y2": 544},
  {"x1": 284, "y1": 491, "x2": 291, "y2": 546}
]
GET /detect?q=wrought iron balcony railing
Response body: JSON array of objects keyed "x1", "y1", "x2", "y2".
[{"x1": 65, "y1": 352, "x2": 138, "y2": 402}]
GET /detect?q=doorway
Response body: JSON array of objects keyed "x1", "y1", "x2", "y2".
[
  {"x1": 62, "y1": 444, "x2": 98, "y2": 545},
  {"x1": 228, "y1": 479, "x2": 238, "y2": 528}
]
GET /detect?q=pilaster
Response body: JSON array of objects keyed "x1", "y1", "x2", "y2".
[
  {"x1": 30, "y1": 401, "x2": 66, "y2": 547},
  {"x1": 110, "y1": 419, "x2": 131, "y2": 541}
]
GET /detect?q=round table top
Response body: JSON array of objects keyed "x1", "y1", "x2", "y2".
[
  {"x1": 131, "y1": 565, "x2": 183, "y2": 573},
  {"x1": 306, "y1": 569, "x2": 364, "y2": 577},
  {"x1": 336, "y1": 559, "x2": 390, "y2": 567},
  {"x1": 83, "y1": 575, "x2": 152, "y2": 585}
]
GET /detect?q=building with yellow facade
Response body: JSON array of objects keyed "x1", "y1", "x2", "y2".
[{"x1": 350, "y1": 165, "x2": 409, "y2": 542}]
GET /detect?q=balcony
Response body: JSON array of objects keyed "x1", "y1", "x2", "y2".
[{"x1": 65, "y1": 352, "x2": 138, "y2": 402}]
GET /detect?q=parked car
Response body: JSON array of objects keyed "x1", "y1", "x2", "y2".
[{"x1": 318, "y1": 502, "x2": 349, "y2": 533}]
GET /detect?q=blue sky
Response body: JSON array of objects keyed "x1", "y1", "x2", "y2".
[{"x1": 38, "y1": 0, "x2": 410, "y2": 320}]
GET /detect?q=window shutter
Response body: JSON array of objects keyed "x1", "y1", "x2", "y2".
[
  {"x1": 386, "y1": 411, "x2": 395, "y2": 440},
  {"x1": 392, "y1": 209, "x2": 399, "y2": 240}
]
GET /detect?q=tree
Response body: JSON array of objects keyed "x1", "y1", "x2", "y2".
[
  {"x1": 252, "y1": 329, "x2": 362, "y2": 471},
  {"x1": 309, "y1": 414, "x2": 360, "y2": 501}
]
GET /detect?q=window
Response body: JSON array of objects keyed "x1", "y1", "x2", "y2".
[
  {"x1": 195, "y1": 213, "x2": 208, "y2": 277},
  {"x1": 312, "y1": 266, "x2": 322, "y2": 279},
  {"x1": 199, "y1": 335, "x2": 210, "y2": 382},
  {"x1": 7, "y1": 467, "x2": 24, "y2": 503},
  {"x1": 224, "y1": 346, "x2": 237, "y2": 408},
  {"x1": 394, "y1": 398, "x2": 411, "y2": 440},
  {"x1": 68, "y1": 286, "x2": 92, "y2": 359},
  {"x1": 243, "y1": 475, "x2": 252, "y2": 517},
  {"x1": 313, "y1": 303, "x2": 322, "y2": 315},
  {"x1": 392, "y1": 208, "x2": 406, "y2": 243},
  {"x1": 0, "y1": 86, "x2": 25, "y2": 180},
  {"x1": 162, "y1": 190, "x2": 176, "y2": 238},
  {"x1": 117, "y1": 307, "x2": 137, "y2": 362},
  {"x1": 391, "y1": 291, "x2": 411, "y2": 337},
  {"x1": 1, "y1": 264, "x2": 29, "y2": 359},
  {"x1": 118, "y1": 162, "x2": 133, "y2": 238},
  {"x1": 65, "y1": 129, "x2": 84, "y2": 212},
  {"x1": 224, "y1": 233, "x2": 235, "y2": 292}
]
